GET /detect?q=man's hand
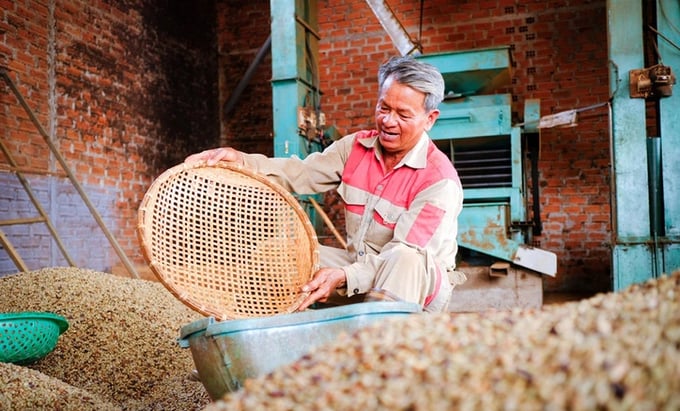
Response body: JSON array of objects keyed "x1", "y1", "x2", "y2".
[
  {"x1": 297, "y1": 267, "x2": 347, "y2": 311},
  {"x1": 185, "y1": 147, "x2": 244, "y2": 166}
]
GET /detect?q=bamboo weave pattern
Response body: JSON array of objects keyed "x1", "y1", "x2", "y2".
[{"x1": 138, "y1": 162, "x2": 318, "y2": 320}]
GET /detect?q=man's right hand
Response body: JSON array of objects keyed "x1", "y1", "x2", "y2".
[
  {"x1": 297, "y1": 267, "x2": 347, "y2": 311},
  {"x1": 185, "y1": 147, "x2": 245, "y2": 166}
]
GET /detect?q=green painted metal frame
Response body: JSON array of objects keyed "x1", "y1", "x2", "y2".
[
  {"x1": 608, "y1": 0, "x2": 680, "y2": 290},
  {"x1": 657, "y1": 0, "x2": 680, "y2": 273},
  {"x1": 417, "y1": 47, "x2": 513, "y2": 96},
  {"x1": 608, "y1": 0, "x2": 651, "y2": 289},
  {"x1": 270, "y1": 0, "x2": 323, "y2": 232},
  {"x1": 441, "y1": 125, "x2": 529, "y2": 261},
  {"x1": 428, "y1": 94, "x2": 514, "y2": 140},
  {"x1": 419, "y1": 49, "x2": 544, "y2": 269}
]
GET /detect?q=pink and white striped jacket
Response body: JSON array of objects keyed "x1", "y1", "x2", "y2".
[{"x1": 244, "y1": 129, "x2": 463, "y2": 296}]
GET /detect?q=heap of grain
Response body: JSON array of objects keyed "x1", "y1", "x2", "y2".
[
  {"x1": 0, "y1": 362, "x2": 119, "y2": 410},
  {"x1": 207, "y1": 271, "x2": 680, "y2": 411},
  {"x1": 0, "y1": 267, "x2": 211, "y2": 410}
]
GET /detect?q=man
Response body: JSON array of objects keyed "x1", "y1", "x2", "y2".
[{"x1": 185, "y1": 56, "x2": 465, "y2": 313}]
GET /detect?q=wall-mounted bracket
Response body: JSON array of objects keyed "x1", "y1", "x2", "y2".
[
  {"x1": 629, "y1": 65, "x2": 676, "y2": 98},
  {"x1": 297, "y1": 106, "x2": 326, "y2": 141}
]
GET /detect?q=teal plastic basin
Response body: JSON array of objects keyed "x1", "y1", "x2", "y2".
[{"x1": 0, "y1": 312, "x2": 69, "y2": 365}]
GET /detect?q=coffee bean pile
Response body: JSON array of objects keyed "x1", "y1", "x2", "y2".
[
  {"x1": 0, "y1": 361, "x2": 120, "y2": 410},
  {"x1": 206, "y1": 271, "x2": 680, "y2": 411},
  {"x1": 0, "y1": 267, "x2": 210, "y2": 410},
  {"x1": 2, "y1": 267, "x2": 678, "y2": 411}
]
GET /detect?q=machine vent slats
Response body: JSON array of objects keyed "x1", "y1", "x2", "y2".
[{"x1": 454, "y1": 146, "x2": 512, "y2": 188}]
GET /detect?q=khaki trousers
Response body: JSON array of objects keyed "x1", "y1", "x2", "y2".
[{"x1": 319, "y1": 244, "x2": 457, "y2": 313}]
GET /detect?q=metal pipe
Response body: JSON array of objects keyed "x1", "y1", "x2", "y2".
[
  {"x1": 0, "y1": 68, "x2": 140, "y2": 279},
  {"x1": 223, "y1": 35, "x2": 272, "y2": 117},
  {"x1": 365, "y1": 0, "x2": 420, "y2": 56},
  {"x1": 647, "y1": 136, "x2": 663, "y2": 278},
  {"x1": 527, "y1": 133, "x2": 542, "y2": 236}
]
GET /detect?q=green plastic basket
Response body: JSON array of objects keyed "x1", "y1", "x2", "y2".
[{"x1": 0, "y1": 312, "x2": 69, "y2": 365}]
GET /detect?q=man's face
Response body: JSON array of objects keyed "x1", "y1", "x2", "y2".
[{"x1": 374, "y1": 76, "x2": 439, "y2": 156}]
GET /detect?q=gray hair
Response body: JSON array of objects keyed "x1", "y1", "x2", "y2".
[{"x1": 377, "y1": 56, "x2": 445, "y2": 112}]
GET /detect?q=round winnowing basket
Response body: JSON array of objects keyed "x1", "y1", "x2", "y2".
[{"x1": 137, "y1": 161, "x2": 319, "y2": 320}]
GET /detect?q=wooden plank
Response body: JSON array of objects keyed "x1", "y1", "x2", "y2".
[{"x1": 111, "y1": 263, "x2": 157, "y2": 282}]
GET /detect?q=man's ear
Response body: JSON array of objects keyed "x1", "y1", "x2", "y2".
[{"x1": 425, "y1": 109, "x2": 440, "y2": 131}]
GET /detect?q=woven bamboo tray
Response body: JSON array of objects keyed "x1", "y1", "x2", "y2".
[{"x1": 137, "y1": 161, "x2": 319, "y2": 320}]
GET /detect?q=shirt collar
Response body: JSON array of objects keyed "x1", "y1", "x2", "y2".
[{"x1": 358, "y1": 130, "x2": 430, "y2": 170}]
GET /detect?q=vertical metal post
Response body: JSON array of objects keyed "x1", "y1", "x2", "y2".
[
  {"x1": 647, "y1": 136, "x2": 662, "y2": 279},
  {"x1": 270, "y1": 0, "x2": 318, "y2": 159},
  {"x1": 270, "y1": 0, "x2": 322, "y2": 232},
  {"x1": 607, "y1": 0, "x2": 653, "y2": 290},
  {"x1": 657, "y1": 0, "x2": 680, "y2": 272}
]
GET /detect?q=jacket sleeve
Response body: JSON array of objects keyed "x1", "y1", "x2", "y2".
[{"x1": 241, "y1": 134, "x2": 357, "y2": 195}]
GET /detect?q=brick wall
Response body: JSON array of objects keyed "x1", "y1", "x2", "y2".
[
  {"x1": 216, "y1": 0, "x2": 274, "y2": 155},
  {"x1": 0, "y1": 0, "x2": 218, "y2": 276},
  {"x1": 1, "y1": 0, "x2": 611, "y2": 293}
]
